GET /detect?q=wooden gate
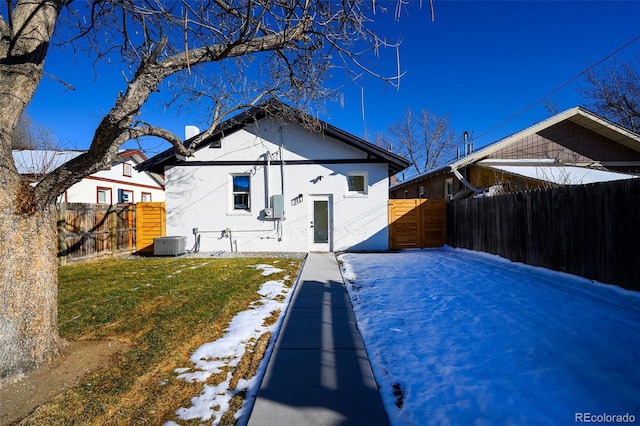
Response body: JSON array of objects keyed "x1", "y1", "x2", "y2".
[
  {"x1": 389, "y1": 199, "x2": 446, "y2": 249},
  {"x1": 136, "y1": 202, "x2": 166, "y2": 253}
]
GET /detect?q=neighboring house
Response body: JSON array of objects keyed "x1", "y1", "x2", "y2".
[
  {"x1": 13, "y1": 149, "x2": 165, "y2": 204},
  {"x1": 138, "y1": 100, "x2": 410, "y2": 253},
  {"x1": 390, "y1": 107, "x2": 640, "y2": 200}
]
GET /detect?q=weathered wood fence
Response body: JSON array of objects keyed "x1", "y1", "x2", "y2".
[
  {"x1": 447, "y1": 179, "x2": 640, "y2": 291},
  {"x1": 389, "y1": 199, "x2": 447, "y2": 249},
  {"x1": 57, "y1": 202, "x2": 166, "y2": 265}
]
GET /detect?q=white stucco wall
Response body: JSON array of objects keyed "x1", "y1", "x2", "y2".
[{"x1": 165, "y1": 119, "x2": 391, "y2": 252}]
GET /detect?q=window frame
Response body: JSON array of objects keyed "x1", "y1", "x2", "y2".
[
  {"x1": 231, "y1": 174, "x2": 251, "y2": 212},
  {"x1": 444, "y1": 178, "x2": 454, "y2": 200},
  {"x1": 141, "y1": 192, "x2": 152, "y2": 202},
  {"x1": 118, "y1": 189, "x2": 134, "y2": 203},
  {"x1": 97, "y1": 187, "x2": 112, "y2": 204},
  {"x1": 123, "y1": 162, "x2": 132, "y2": 177},
  {"x1": 346, "y1": 172, "x2": 368, "y2": 196}
]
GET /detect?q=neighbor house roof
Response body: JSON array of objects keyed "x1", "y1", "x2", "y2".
[
  {"x1": 391, "y1": 106, "x2": 640, "y2": 191},
  {"x1": 477, "y1": 159, "x2": 638, "y2": 185},
  {"x1": 13, "y1": 148, "x2": 165, "y2": 186},
  {"x1": 137, "y1": 99, "x2": 411, "y2": 176},
  {"x1": 13, "y1": 150, "x2": 83, "y2": 175}
]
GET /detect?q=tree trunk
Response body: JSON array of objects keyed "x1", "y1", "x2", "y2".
[
  {"x1": 0, "y1": 0, "x2": 63, "y2": 378},
  {"x1": 0, "y1": 202, "x2": 59, "y2": 378}
]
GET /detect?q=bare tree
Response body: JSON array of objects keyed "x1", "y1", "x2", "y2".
[
  {"x1": 387, "y1": 108, "x2": 457, "y2": 176},
  {"x1": 581, "y1": 54, "x2": 640, "y2": 133},
  {"x1": 0, "y1": 0, "x2": 416, "y2": 378},
  {"x1": 11, "y1": 113, "x2": 58, "y2": 150}
]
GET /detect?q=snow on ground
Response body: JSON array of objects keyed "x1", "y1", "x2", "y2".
[
  {"x1": 164, "y1": 264, "x2": 294, "y2": 426},
  {"x1": 339, "y1": 247, "x2": 640, "y2": 426}
]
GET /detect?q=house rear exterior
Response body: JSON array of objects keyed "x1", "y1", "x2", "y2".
[{"x1": 139, "y1": 101, "x2": 409, "y2": 252}]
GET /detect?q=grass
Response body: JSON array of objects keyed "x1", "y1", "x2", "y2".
[{"x1": 21, "y1": 255, "x2": 302, "y2": 425}]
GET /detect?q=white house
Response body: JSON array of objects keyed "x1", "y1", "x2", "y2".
[
  {"x1": 13, "y1": 148, "x2": 165, "y2": 204},
  {"x1": 138, "y1": 100, "x2": 410, "y2": 253}
]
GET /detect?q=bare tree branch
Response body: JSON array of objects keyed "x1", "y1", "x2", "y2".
[
  {"x1": 581, "y1": 54, "x2": 640, "y2": 133},
  {"x1": 388, "y1": 108, "x2": 458, "y2": 177},
  {"x1": 5, "y1": 0, "x2": 412, "y2": 208}
]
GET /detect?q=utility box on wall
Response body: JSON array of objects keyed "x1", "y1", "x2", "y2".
[
  {"x1": 265, "y1": 195, "x2": 285, "y2": 220},
  {"x1": 271, "y1": 194, "x2": 284, "y2": 219}
]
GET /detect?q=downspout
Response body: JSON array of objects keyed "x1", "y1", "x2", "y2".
[
  {"x1": 265, "y1": 151, "x2": 271, "y2": 209},
  {"x1": 279, "y1": 127, "x2": 286, "y2": 241}
]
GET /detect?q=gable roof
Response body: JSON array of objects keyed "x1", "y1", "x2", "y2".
[
  {"x1": 137, "y1": 99, "x2": 410, "y2": 176},
  {"x1": 391, "y1": 106, "x2": 640, "y2": 190}
]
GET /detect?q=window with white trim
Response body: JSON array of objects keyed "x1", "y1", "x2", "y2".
[
  {"x1": 347, "y1": 172, "x2": 367, "y2": 195},
  {"x1": 232, "y1": 174, "x2": 251, "y2": 211},
  {"x1": 123, "y1": 163, "x2": 132, "y2": 177}
]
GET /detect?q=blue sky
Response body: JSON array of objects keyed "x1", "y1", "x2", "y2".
[{"x1": 28, "y1": 1, "x2": 640, "y2": 158}]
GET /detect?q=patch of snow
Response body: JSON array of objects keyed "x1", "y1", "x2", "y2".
[
  {"x1": 338, "y1": 247, "x2": 640, "y2": 425},
  {"x1": 252, "y1": 264, "x2": 284, "y2": 276},
  {"x1": 169, "y1": 265, "x2": 295, "y2": 426}
]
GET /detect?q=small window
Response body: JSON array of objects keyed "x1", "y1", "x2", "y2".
[
  {"x1": 419, "y1": 186, "x2": 425, "y2": 198},
  {"x1": 232, "y1": 174, "x2": 251, "y2": 211},
  {"x1": 347, "y1": 172, "x2": 367, "y2": 194},
  {"x1": 118, "y1": 189, "x2": 133, "y2": 203},
  {"x1": 444, "y1": 178, "x2": 454, "y2": 200},
  {"x1": 403, "y1": 190, "x2": 409, "y2": 199},
  {"x1": 141, "y1": 192, "x2": 152, "y2": 202},
  {"x1": 123, "y1": 163, "x2": 132, "y2": 177},
  {"x1": 97, "y1": 187, "x2": 111, "y2": 204}
]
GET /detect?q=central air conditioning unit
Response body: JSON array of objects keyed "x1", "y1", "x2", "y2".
[{"x1": 154, "y1": 236, "x2": 187, "y2": 256}]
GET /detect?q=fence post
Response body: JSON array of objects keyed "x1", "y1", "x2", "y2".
[
  {"x1": 110, "y1": 205, "x2": 118, "y2": 257},
  {"x1": 57, "y1": 203, "x2": 67, "y2": 266}
]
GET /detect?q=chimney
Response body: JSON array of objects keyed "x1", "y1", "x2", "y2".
[{"x1": 185, "y1": 125, "x2": 200, "y2": 140}]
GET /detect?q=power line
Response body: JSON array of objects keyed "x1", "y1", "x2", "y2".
[{"x1": 475, "y1": 34, "x2": 640, "y2": 141}]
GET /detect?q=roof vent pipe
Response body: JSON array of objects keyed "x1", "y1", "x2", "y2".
[{"x1": 463, "y1": 131, "x2": 471, "y2": 156}]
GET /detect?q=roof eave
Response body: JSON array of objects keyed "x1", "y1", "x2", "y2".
[{"x1": 137, "y1": 100, "x2": 411, "y2": 176}]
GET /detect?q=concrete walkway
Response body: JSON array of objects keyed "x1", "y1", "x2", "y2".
[{"x1": 248, "y1": 253, "x2": 389, "y2": 426}]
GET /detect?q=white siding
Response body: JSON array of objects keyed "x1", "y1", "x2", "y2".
[
  {"x1": 165, "y1": 119, "x2": 390, "y2": 252},
  {"x1": 63, "y1": 158, "x2": 165, "y2": 203}
]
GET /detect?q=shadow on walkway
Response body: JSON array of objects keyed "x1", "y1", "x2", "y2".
[{"x1": 247, "y1": 253, "x2": 388, "y2": 426}]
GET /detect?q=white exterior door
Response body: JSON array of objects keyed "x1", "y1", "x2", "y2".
[{"x1": 309, "y1": 195, "x2": 332, "y2": 252}]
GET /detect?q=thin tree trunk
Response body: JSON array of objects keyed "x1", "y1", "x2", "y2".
[{"x1": 0, "y1": 202, "x2": 59, "y2": 378}]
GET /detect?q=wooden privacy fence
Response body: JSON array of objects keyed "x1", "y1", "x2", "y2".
[
  {"x1": 136, "y1": 202, "x2": 166, "y2": 253},
  {"x1": 388, "y1": 199, "x2": 447, "y2": 249},
  {"x1": 447, "y1": 179, "x2": 640, "y2": 291},
  {"x1": 57, "y1": 202, "x2": 166, "y2": 264}
]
